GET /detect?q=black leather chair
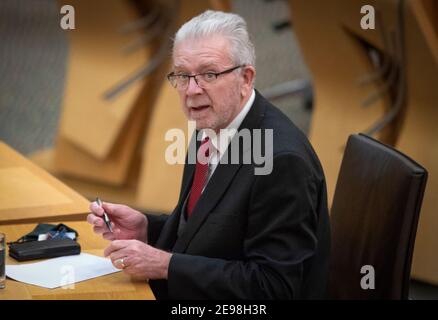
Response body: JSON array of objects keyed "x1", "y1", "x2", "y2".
[{"x1": 328, "y1": 134, "x2": 428, "y2": 299}]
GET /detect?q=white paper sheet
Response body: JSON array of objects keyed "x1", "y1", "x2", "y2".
[{"x1": 5, "y1": 253, "x2": 121, "y2": 289}]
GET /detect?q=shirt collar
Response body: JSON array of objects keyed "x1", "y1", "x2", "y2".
[{"x1": 202, "y1": 89, "x2": 256, "y2": 156}]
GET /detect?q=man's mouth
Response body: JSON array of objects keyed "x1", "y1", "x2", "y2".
[{"x1": 190, "y1": 105, "x2": 210, "y2": 111}]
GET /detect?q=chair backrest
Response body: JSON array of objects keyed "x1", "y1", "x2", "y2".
[{"x1": 329, "y1": 134, "x2": 428, "y2": 299}]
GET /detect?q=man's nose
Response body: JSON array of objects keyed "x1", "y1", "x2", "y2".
[{"x1": 186, "y1": 76, "x2": 203, "y2": 95}]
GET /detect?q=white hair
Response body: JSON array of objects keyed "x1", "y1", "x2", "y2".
[{"x1": 173, "y1": 10, "x2": 256, "y2": 67}]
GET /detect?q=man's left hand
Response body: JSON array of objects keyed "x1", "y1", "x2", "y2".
[{"x1": 104, "y1": 240, "x2": 172, "y2": 280}]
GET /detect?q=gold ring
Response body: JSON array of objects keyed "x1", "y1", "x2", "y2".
[{"x1": 116, "y1": 257, "x2": 126, "y2": 269}]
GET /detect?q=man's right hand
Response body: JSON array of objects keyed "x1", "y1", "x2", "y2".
[{"x1": 87, "y1": 201, "x2": 148, "y2": 242}]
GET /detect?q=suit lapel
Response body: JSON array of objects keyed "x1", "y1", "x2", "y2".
[
  {"x1": 172, "y1": 161, "x2": 242, "y2": 253},
  {"x1": 172, "y1": 90, "x2": 267, "y2": 253},
  {"x1": 178, "y1": 133, "x2": 198, "y2": 204},
  {"x1": 154, "y1": 132, "x2": 199, "y2": 250}
]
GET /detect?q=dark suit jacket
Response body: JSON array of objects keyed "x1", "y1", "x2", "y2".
[{"x1": 146, "y1": 90, "x2": 330, "y2": 299}]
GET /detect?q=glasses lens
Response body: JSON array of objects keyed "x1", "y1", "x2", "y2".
[
  {"x1": 201, "y1": 73, "x2": 216, "y2": 84},
  {"x1": 168, "y1": 75, "x2": 177, "y2": 88},
  {"x1": 179, "y1": 76, "x2": 189, "y2": 89}
]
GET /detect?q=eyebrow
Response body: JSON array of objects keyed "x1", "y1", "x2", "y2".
[
  {"x1": 173, "y1": 62, "x2": 221, "y2": 73},
  {"x1": 198, "y1": 62, "x2": 220, "y2": 70}
]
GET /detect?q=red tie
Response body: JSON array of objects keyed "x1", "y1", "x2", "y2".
[{"x1": 187, "y1": 137, "x2": 210, "y2": 217}]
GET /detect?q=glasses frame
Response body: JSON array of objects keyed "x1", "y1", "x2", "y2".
[{"x1": 167, "y1": 65, "x2": 244, "y2": 90}]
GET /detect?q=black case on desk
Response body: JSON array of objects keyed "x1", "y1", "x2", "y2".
[{"x1": 8, "y1": 239, "x2": 81, "y2": 261}]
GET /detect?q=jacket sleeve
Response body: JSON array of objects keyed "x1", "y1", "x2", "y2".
[{"x1": 167, "y1": 152, "x2": 321, "y2": 299}]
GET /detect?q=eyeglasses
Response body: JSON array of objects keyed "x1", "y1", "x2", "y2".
[{"x1": 167, "y1": 65, "x2": 243, "y2": 90}]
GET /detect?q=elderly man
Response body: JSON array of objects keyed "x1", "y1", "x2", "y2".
[{"x1": 88, "y1": 10, "x2": 330, "y2": 299}]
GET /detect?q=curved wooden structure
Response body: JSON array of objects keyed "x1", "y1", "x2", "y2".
[
  {"x1": 289, "y1": 0, "x2": 438, "y2": 283},
  {"x1": 31, "y1": 0, "x2": 230, "y2": 214}
]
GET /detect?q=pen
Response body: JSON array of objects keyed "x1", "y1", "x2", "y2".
[{"x1": 96, "y1": 197, "x2": 113, "y2": 233}]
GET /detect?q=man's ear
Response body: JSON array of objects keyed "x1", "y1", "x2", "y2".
[{"x1": 241, "y1": 66, "x2": 256, "y2": 96}]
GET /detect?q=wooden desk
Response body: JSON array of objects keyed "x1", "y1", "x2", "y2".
[
  {"x1": 0, "y1": 221, "x2": 155, "y2": 300},
  {"x1": 0, "y1": 142, "x2": 90, "y2": 224}
]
